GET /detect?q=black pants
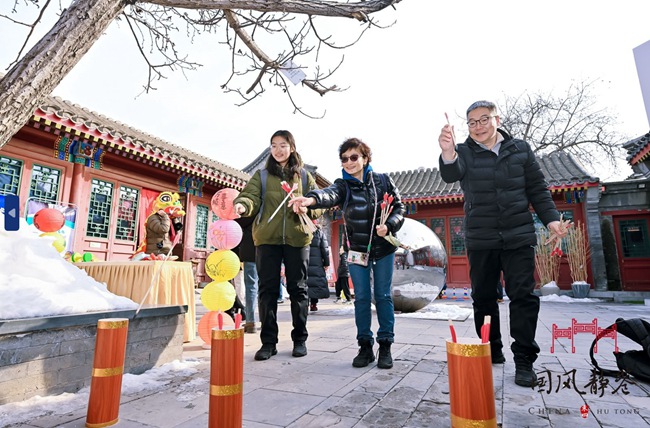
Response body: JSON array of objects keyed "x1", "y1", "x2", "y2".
[
  {"x1": 468, "y1": 246, "x2": 540, "y2": 363},
  {"x1": 335, "y1": 275, "x2": 351, "y2": 300},
  {"x1": 256, "y1": 244, "x2": 309, "y2": 345}
]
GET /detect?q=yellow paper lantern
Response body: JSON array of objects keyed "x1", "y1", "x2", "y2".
[
  {"x1": 205, "y1": 249, "x2": 240, "y2": 282},
  {"x1": 201, "y1": 281, "x2": 237, "y2": 312}
]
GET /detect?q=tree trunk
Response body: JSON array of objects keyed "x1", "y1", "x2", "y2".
[{"x1": 0, "y1": 0, "x2": 126, "y2": 150}]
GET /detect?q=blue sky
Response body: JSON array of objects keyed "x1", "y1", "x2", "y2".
[{"x1": 1, "y1": 1, "x2": 649, "y2": 181}]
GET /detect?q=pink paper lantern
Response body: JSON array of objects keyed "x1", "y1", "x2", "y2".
[
  {"x1": 208, "y1": 220, "x2": 243, "y2": 250},
  {"x1": 211, "y1": 188, "x2": 240, "y2": 220}
]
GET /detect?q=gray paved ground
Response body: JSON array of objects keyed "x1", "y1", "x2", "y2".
[{"x1": 14, "y1": 295, "x2": 650, "y2": 427}]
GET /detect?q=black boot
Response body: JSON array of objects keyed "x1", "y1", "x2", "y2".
[
  {"x1": 352, "y1": 340, "x2": 375, "y2": 367},
  {"x1": 514, "y1": 355, "x2": 537, "y2": 387},
  {"x1": 377, "y1": 340, "x2": 393, "y2": 369}
]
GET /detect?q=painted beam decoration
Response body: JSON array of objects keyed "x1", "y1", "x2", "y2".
[{"x1": 54, "y1": 136, "x2": 104, "y2": 169}]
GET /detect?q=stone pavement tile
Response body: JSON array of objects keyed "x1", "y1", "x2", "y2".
[
  {"x1": 502, "y1": 409, "x2": 551, "y2": 428},
  {"x1": 585, "y1": 398, "x2": 649, "y2": 428},
  {"x1": 395, "y1": 370, "x2": 438, "y2": 393},
  {"x1": 622, "y1": 390, "x2": 650, "y2": 421},
  {"x1": 326, "y1": 390, "x2": 378, "y2": 419},
  {"x1": 173, "y1": 413, "x2": 208, "y2": 428},
  {"x1": 243, "y1": 389, "x2": 325, "y2": 426},
  {"x1": 118, "y1": 388, "x2": 209, "y2": 428},
  {"x1": 355, "y1": 406, "x2": 412, "y2": 428},
  {"x1": 377, "y1": 386, "x2": 428, "y2": 412},
  {"x1": 403, "y1": 400, "x2": 450, "y2": 428},
  {"x1": 393, "y1": 344, "x2": 433, "y2": 362},
  {"x1": 262, "y1": 370, "x2": 358, "y2": 396},
  {"x1": 355, "y1": 370, "x2": 403, "y2": 395},
  {"x1": 287, "y1": 409, "x2": 357, "y2": 428},
  {"x1": 410, "y1": 358, "x2": 445, "y2": 375},
  {"x1": 24, "y1": 407, "x2": 87, "y2": 428}
]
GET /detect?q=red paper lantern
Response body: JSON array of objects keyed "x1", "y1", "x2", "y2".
[
  {"x1": 211, "y1": 188, "x2": 240, "y2": 220},
  {"x1": 198, "y1": 311, "x2": 234, "y2": 345},
  {"x1": 208, "y1": 220, "x2": 243, "y2": 250},
  {"x1": 33, "y1": 208, "x2": 65, "y2": 232}
]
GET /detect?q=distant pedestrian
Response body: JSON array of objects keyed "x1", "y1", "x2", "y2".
[
  {"x1": 335, "y1": 246, "x2": 352, "y2": 303},
  {"x1": 234, "y1": 216, "x2": 259, "y2": 334},
  {"x1": 306, "y1": 221, "x2": 330, "y2": 312}
]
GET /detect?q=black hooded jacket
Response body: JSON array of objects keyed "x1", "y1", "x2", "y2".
[
  {"x1": 306, "y1": 170, "x2": 405, "y2": 261},
  {"x1": 438, "y1": 129, "x2": 560, "y2": 251}
]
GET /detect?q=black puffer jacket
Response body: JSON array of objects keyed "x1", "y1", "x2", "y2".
[
  {"x1": 438, "y1": 129, "x2": 560, "y2": 251},
  {"x1": 307, "y1": 227, "x2": 330, "y2": 299},
  {"x1": 337, "y1": 252, "x2": 349, "y2": 278},
  {"x1": 306, "y1": 170, "x2": 405, "y2": 261}
]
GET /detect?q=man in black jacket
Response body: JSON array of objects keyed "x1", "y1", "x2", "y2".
[{"x1": 438, "y1": 100, "x2": 568, "y2": 387}]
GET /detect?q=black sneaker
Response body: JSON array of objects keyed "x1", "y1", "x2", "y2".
[
  {"x1": 292, "y1": 341, "x2": 307, "y2": 357},
  {"x1": 515, "y1": 363, "x2": 538, "y2": 387},
  {"x1": 254, "y1": 344, "x2": 277, "y2": 361}
]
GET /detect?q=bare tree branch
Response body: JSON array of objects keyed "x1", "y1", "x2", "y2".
[{"x1": 0, "y1": 0, "x2": 402, "y2": 149}]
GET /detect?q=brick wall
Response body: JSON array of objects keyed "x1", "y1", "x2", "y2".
[{"x1": 0, "y1": 306, "x2": 186, "y2": 405}]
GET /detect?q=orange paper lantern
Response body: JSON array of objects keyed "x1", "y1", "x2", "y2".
[
  {"x1": 33, "y1": 208, "x2": 65, "y2": 232},
  {"x1": 201, "y1": 281, "x2": 237, "y2": 312},
  {"x1": 205, "y1": 249, "x2": 240, "y2": 282},
  {"x1": 198, "y1": 311, "x2": 235, "y2": 345},
  {"x1": 208, "y1": 220, "x2": 242, "y2": 250},
  {"x1": 211, "y1": 188, "x2": 240, "y2": 220}
]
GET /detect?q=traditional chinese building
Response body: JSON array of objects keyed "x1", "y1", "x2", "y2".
[{"x1": 1, "y1": 95, "x2": 249, "y2": 285}]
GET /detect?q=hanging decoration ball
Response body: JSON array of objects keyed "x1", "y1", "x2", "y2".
[
  {"x1": 33, "y1": 208, "x2": 65, "y2": 233},
  {"x1": 210, "y1": 188, "x2": 240, "y2": 220},
  {"x1": 208, "y1": 220, "x2": 243, "y2": 250},
  {"x1": 40, "y1": 232, "x2": 66, "y2": 253},
  {"x1": 205, "y1": 249, "x2": 240, "y2": 282},
  {"x1": 198, "y1": 311, "x2": 235, "y2": 345},
  {"x1": 201, "y1": 281, "x2": 237, "y2": 312}
]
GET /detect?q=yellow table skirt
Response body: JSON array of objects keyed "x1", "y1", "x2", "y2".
[{"x1": 75, "y1": 261, "x2": 196, "y2": 342}]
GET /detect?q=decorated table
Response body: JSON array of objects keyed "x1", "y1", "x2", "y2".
[{"x1": 74, "y1": 261, "x2": 196, "y2": 342}]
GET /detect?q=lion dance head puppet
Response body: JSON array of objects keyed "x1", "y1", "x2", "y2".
[{"x1": 132, "y1": 191, "x2": 186, "y2": 260}]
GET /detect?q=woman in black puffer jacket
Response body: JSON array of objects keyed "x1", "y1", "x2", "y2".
[{"x1": 289, "y1": 137, "x2": 405, "y2": 370}]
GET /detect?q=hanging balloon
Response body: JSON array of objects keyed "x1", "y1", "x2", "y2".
[
  {"x1": 33, "y1": 208, "x2": 65, "y2": 233},
  {"x1": 205, "y1": 249, "x2": 240, "y2": 282},
  {"x1": 198, "y1": 311, "x2": 235, "y2": 345},
  {"x1": 40, "y1": 232, "x2": 66, "y2": 253},
  {"x1": 211, "y1": 188, "x2": 240, "y2": 220},
  {"x1": 201, "y1": 281, "x2": 237, "y2": 312},
  {"x1": 208, "y1": 220, "x2": 243, "y2": 250}
]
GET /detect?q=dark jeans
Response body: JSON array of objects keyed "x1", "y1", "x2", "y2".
[
  {"x1": 256, "y1": 244, "x2": 309, "y2": 345},
  {"x1": 468, "y1": 246, "x2": 540, "y2": 363},
  {"x1": 335, "y1": 275, "x2": 351, "y2": 300}
]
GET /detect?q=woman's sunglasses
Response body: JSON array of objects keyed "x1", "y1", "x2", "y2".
[{"x1": 341, "y1": 154, "x2": 362, "y2": 163}]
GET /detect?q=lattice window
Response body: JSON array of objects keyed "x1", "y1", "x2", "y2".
[
  {"x1": 194, "y1": 204, "x2": 209, "y2": 248},
  {"x1": 620, "y1": 219, "x2": 650, "y2": 258},
  {"x1": 0, "y1": 156, "x2": 23, "y2": 195},
  {"x1": 86, "y1": 179, "x2": 114, "y2": 239},
  {"x1": 29, "y1": 164, "x2": 61, "y2": 202},
  {"x1": 450, "y1": 216, "x2": 466, "y2": 256},
  {"x1": 430, "y1": 218, "x2": 446, "y2": 247},
  {"x1": 115, "y1": 186, "x2": 139, "y2": 242}
]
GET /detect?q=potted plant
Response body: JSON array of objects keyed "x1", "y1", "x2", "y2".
[
  {"x1": 535, "y1": 229, "x2": 560, "y2": 296},
  {"x1": 566, "y1": 221, "x2": 591, "y2": 298}
]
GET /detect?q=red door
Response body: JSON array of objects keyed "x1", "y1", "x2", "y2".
[{"x1": 614, "y1": 215, "x2": 650, "y2": 291}]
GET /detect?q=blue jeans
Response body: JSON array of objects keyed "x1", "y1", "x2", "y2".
[
  {"x1": 243, "y1": 262, "x2": 258, "y2": 323},
  {"x1": 349, "y1": 252, "x2": 395, "y2": 345}
]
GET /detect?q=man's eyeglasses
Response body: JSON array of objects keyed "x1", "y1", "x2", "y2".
[
  {"x1": 341, "y1": 154, "x2": 362, "y2": 163},
  {"x1": 467, "y1": 115, "x2": 496, "y2": 128}
]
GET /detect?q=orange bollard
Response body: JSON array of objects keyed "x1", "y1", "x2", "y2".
[
  {"x1": 209, "y1": 326, "x2": 244, "y2": 427},
  {"x1": 86, "y1": 318, "x2": 129, "y2": 428},
  {"x1": 446, "y1": 338, "x2": 497, "y2": 428}
]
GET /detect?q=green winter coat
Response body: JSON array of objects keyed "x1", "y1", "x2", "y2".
[{"x1": 234, "y1": 168, "x2": 324, "y2": 248}]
